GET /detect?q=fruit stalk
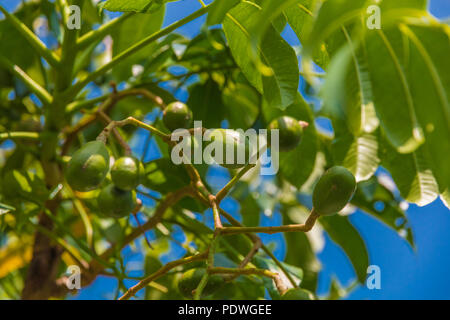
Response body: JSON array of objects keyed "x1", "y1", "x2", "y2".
[{"x1": 218, "y1": 209, "x2": 320, "y2": 235}]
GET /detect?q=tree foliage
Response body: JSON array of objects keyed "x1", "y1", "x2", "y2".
[{"x1": 0, "y1": 0, "x2": 448, "y2": 300}]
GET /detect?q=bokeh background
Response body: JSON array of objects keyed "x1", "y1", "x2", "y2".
[{"x1": 1, "y1": 0, "x2": 449, "y2": 300}]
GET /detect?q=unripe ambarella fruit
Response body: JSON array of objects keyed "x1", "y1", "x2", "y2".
[
  {"x1": 205, "y1": 129, "x2": 251, "y2": 169},
  {"x1": 312, "y1": 166, "x2": 356, "y2": 216},
  {"x1": 177, "y1": 268, "x2": 224, "y2": 298},
  {"x1": 111, "y1": 156, "x2": 145, "y2": 191},
  {"x1": 66, "y1": 141, "x2": 110, "y2": 192},
  {"x1": 163, "y1": 101, "x2": 193, "y2": 131},
  {"x1": 267, "y1": 116, "x2": 303, "y2": 152},
  {"x1": 281, "y1": 288, "x2": 315, "y2": 300},
  {"x1": 97, "y1": 184, "x2": 136, "y2": 218}
]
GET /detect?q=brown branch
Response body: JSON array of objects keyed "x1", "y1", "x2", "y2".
[
  {"x1": 217, "y1": 209, "x2": 298, "y2": 288},
  {"x1": 119, "y1": 251, "x2": 208, "y2": 300},
  {"x1": 62, "y1": 88, "x2": 166, "y2": 155},
  {"x1": 97, "y1": 111, "x2": 132, "y2": 155},
  {"x1": 218, "y1": 209, "x2": 319, "y2": 235},
  {"x1": 215, "y1": 163, "x2": 256, "y2": 203}
]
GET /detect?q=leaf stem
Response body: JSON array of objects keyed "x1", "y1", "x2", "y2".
[
  {"x1": 63, "y1": 4, "x2": 212, "y2": 100},
  {"x1": 215, "y1": 164, "x2": 256, "y2": 202},
  {"x1": 0, "y1": 5, "x2": 60, "y2": 67},
  {"x1": 0, "y1": 131, "x2": 40, "y2": 141},
  {"x1": 0, "y1": 55, "x2": 52, "y2": 105},
  {"x1": 76, "y1": 12, "x2": 134, "y2": 50},
  {"x1": 218, "y1": 209, "x2": 319, "y2": 235}
]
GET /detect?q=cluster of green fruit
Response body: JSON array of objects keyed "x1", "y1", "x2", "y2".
[
  {"x1": 66, "y1": 140, "x2": 144, "y2": 218},
  {"x1": 163, "y1": 101, "x2": 308, "y2": 167},
  {"x1": 163, "y1": 103, "x2": 357, "y2": 216}
]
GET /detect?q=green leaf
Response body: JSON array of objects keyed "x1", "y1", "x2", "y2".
[
  {"x1": 320, "y1": 214, "x2": 369, "y2": 283},
  {"x1": 206, "y1": 0, "x2": 241, "y2": 26},
  {"x1": 302, "y1": 0, "x2": 366, "y2": 57},
  {"x1": 2, "y1": 170, "x2": 49, "y2": 205},
  {"x1": 302, "y1": 0, "x2": 427, "y2": 58},
  {"x1": 102, "y1": 0, "x2": 177, "y2": 13},
  {"x1": 187, "y1": 78, "x2": 226, "y2": 128},
  {"x1": 440, "y1": 189, "x2": 450, "y2": 210},
  {"x1": 110, "y1": 5, "x2": 165, "y2": 80},
  {"x1": 264, "y1": 94, "x2": 318, "y2": 189},
  {"x1": 332, "y1": 131, "x2": 380, "y2": 182},
  {"x1": 223, "y1": 2, "x2": 299, "y2": 109},
  {"x1": 322, "y1": 31, "x2": 378, "y2": 136},
  {"x1": 0, "y1": 3, "x2": 46, "y2": 87},
  {"x1": 380, "y1": 137, "x2": 439, "y2": 206},
  {"x1": 397, "y1": 23, "x2": 450, "y2": 192},
  {"x1": 222, "y1": 83, "x2": 260, "y2": 129},
  {"x1": 142, "y1": 158, "x2": 190, "y2": 193},
  {"x1": 246, "y1": 0, "x2": 301, "y2": 41},
  {"x1": 364, "y1": 28, "x2": 424, "y2": 153},
  {"x1": 351, "y1": 177, "x2": 414, "y2": 247},
  {"x1": 284, "y1": 0, "x2": 330, "y2": 68}
]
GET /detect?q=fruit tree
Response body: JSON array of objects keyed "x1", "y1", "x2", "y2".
[{"x1": 0, "y1": 0, "x2": 448, "y2": 300}]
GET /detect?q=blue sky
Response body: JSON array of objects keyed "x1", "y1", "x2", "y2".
[{"x1": 1, "y1": 0, "x2": 449, "y2": 300}]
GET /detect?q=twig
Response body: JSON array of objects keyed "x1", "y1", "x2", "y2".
[
  {"x1": 217, "y1": 209, "x2": 298, "y2": 288},
  {"x1": 131, "y1": 199, "x2": 153, "y2": 250},
  {"x1": 193, "y1": 235, "x2": 218, "y2": 300},
  {"x1": 218, "y1": 209, "x2": 319, "y2": 235},
  {"x1": 209, "y1": 196, "x2": 223, "y2": 230},
  {"x1": 97, "y1": 111, "x2": 132, "y2": 155},
  {"x1": 119, "y1": 251, "x2": 208, "y2": 300},
  {"x1": 96, "y1": 116, "x2": 170, "y2": 144},
  {"x1": 215, "y1": 163, "x2": 256, "y2": 203},
  {"x1": 0, "y1": 131, "x2": 40, "y2": 141}
]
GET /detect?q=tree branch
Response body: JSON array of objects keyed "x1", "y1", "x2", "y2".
[
  {"x1": 218, "y1": 209, "x2": 319, "y2": 235},
  {"x1": 0, "y1": 131, "x2": 40, "y2": 141},
  {"x1": 119, "y1": 251, "x2": 208, "y2": 300}
]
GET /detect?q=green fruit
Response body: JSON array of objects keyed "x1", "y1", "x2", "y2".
[
  {"x1": 281, "y1": 288, "x2": 315, "y2": 300},
  {"x1": 66, "y1": 141, "x2": 110, "y2": 192},
  {"x1": 312, "y1": 166, "x2": 356, "y2": 215},
  {"x1": 206, "y1": 129, "x2": 251, "y2": 169},
  {"x1": 162, "y1": 101, "x2": 193, "y2": 131},
  {"x1": 111, "y1": 156, "x2": 145, "y2": 191},
  {"x1": 177, "y1": 268, "x2": 224, "y2": 299},
  {"x1": 97, "y1": 184, "x2": 135, "y2": 218},
  {"x1": 267, "y1": 116, "x2": 303, "y2": 151}
]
